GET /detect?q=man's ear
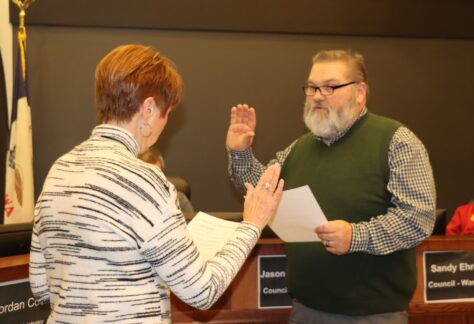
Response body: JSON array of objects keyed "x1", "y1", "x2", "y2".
[{"x1": 356, "y1": 82, "x2": 367, "y2": 104}]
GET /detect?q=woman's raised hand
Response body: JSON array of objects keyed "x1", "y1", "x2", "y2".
[{"x1": 243, "y1": 163, "x2": 284, "y2": 230}]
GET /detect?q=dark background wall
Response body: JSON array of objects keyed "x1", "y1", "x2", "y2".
[{"x1": 7, "y1": 0, "x2": 474, "y2": 219}]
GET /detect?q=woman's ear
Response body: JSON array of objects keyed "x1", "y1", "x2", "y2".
[{"x1": 142, "y1": 97, "x2": 156, "y2": 118}]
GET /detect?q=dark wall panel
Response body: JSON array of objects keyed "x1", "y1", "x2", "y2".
[
  {"x1": 8, "y1": 1, "x2": 474, "y2": 219},
  {"x1": 10, "y1": 0, "x2": 474, "y2": 39},
  {"x1": 18, "y1": 26, "x2": 474, "y2": 218}
]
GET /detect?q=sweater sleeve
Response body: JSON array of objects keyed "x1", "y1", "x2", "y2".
[
  {"x1": 29, "y1": 199, "x2": 50, "y2": 303},
  {"x1": 139, "y1": 207, "x2": 261, "y2": 310},
  {"x1": 227, "y1": 141, "x2": 295, "y2": 194}
]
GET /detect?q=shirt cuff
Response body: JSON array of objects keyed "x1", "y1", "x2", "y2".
[
  {"x1": 228, "y1": 148, "x2": 253, "y2": 160},
  {"x1": 241, "y1": 220, "x2": 262, "y2": 237},
  {"x1": 350, "y1": 223, "x2": 369, "y2": 252}
]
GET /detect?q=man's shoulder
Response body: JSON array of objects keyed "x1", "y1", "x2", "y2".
[
  {"x1": 292, "y1": 132, "x2": 316, "y2": 146},
  {"x1": 366, "y1": 112, "x2": 403, "y2": 128},
  {"x1": 293, "y1": 131, "x2": 316, "y2": 141},
  {"x1": 362, "y1": 113, "x2": 405, "y2": 137}
]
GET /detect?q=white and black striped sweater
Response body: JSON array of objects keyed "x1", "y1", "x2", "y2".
[{"x1": 29, "y1": 125, "x2": 260, "y2": 323}]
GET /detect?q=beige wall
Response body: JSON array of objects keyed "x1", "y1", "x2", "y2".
[{"x1": 1, "y1": 0, "x2": 13, "y2": 117}]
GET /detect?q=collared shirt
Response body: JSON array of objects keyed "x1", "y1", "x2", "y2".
[{"x1": 228, "y1": 110, "x2": 436, "y2": 255}]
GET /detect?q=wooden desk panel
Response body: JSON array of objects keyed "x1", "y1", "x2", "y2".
[
  {"x1": 0, "y1": 253, "x2": 29, "y2": 283},
  {"x1": 408, "y1": 235, "x2": 474, "y2": 324},
  {"x1": 2, "y1": 237, "x2": 474, "y2": 323},
  {"x1": 171, "y1": 239, "x2": 291, "y2": 323}
]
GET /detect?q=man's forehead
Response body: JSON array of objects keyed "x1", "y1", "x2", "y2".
[{"x1": 308, "y1": 61, "x2": 349, "y2": 82}]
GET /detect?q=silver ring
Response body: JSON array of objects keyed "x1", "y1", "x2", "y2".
[{"x1": 263, "y1": 182, "x2": 271, "y2": 190}]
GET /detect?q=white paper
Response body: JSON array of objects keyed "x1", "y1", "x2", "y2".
[
  {"x1": 269, "y1": 185, "x2": 327, "y2": 242},
  {"x1": 187, "y1": 211, "x2": 240, "y2": 260}
]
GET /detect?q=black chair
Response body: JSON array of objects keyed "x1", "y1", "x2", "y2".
[
  {"x1": 431, "y1": 209, "x2": 447, "y2": 235},
  {"x1": 0, "y1": 222, "x2": 32, "y2": 257},
  {"x1": 167, "y1": 176, "x2": 191, "y2": 199}
]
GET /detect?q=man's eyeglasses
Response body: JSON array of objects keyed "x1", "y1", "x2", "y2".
[{"x1": 302, "y1": 81, "x2": 357, "y2": 96}]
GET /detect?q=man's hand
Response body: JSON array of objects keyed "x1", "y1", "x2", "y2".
[
  {"x1": 315, "y1": 220, "x2": 352, "y2": 255},
  {"x1": 226, "y1": 104, "x2": 256, "y2": 151}
]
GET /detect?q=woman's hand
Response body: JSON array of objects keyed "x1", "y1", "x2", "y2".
[{"x1": 243, "y1": 164, "x2": 284, "y2": 230}]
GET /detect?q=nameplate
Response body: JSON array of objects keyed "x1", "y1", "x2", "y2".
[
  {"x1": 424, "y1": 251, "x2": 474, "y2": 303},
  {"x1": 0, "y1": 279, "x2": 50, "y2": 322},
  {"x1": 258, "y1": 255, "x2": 292, "y2": 309}
]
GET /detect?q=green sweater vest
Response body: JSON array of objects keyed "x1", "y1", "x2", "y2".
[{"x1": 281, "y1": 113, "x2": 416, "y2": 315}]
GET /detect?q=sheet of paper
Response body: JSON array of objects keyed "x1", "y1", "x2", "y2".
[
  {"x1": 187, "y1": 211, "x2": 240, "y2": 260},
  {"x1": 269, "y1": 185, "x2": 327, "y2": 242}
]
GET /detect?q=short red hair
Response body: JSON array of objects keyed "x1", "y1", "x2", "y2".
[{"x1": 95, "y1": 44, "x2": 183, "y2": 123}]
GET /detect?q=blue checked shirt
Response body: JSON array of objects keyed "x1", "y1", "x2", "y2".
[{"x1": 228, "y1": 109, "x2": 436, "y2": 255}]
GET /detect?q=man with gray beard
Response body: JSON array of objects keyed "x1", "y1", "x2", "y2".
[{"x1": 226, "y1": 49, "x2": 436, "y2": 324}]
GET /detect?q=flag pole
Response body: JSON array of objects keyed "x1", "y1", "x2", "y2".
[
  {"x1": 11, "y1": 0, "x2": 35, "y2": 80},
  {"x1": 11, "y1": 0, "x2": 35, "y2": 18}
]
